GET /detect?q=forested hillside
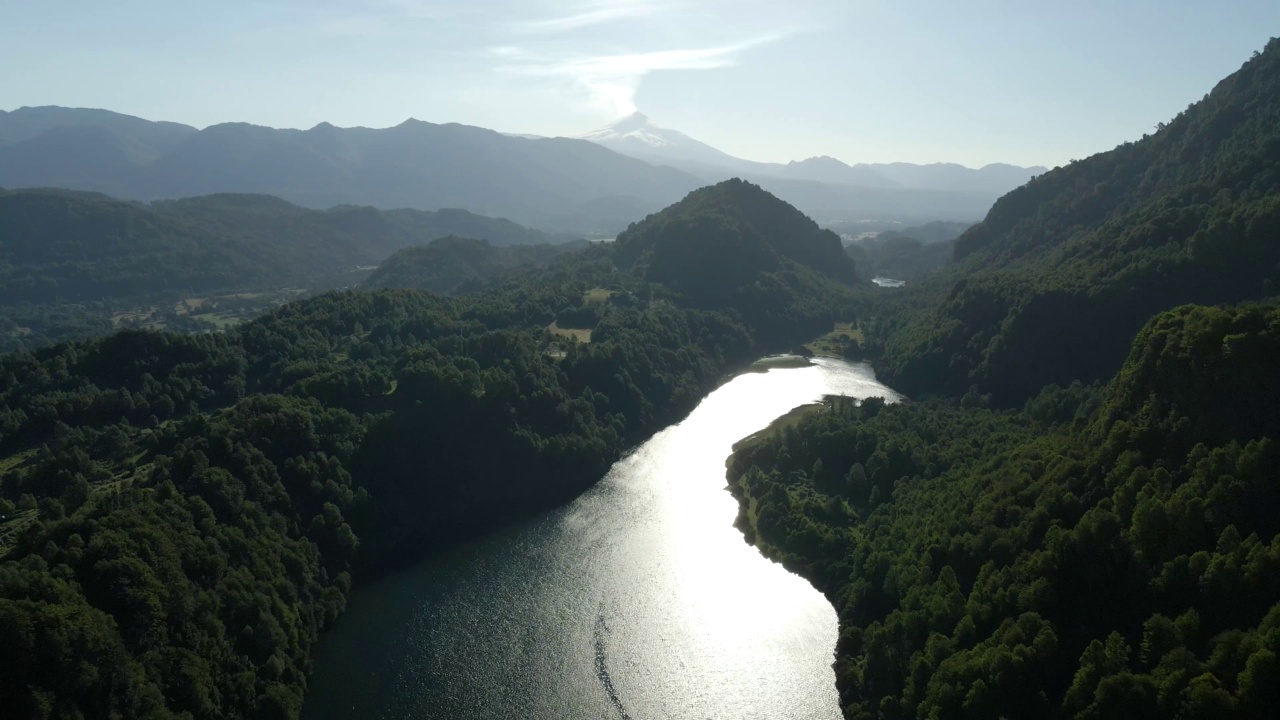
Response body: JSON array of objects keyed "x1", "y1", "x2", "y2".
[
  {"x1": 614, "y1": 178, "x2": 860, "y2": 341},
  {"x1": 876, "y1": 39, "x2": 1280, "y2": 404},
  {"x1": 362, "y1": 237, "x2": 585, "y2": 295},
  {"x1": 840, "y1": 221, "x2": 969, "y2": 283},
  {"x1": 0, "y1": 189, "x2": 556, "y2": 352},
  {"x1": 0, "y1": 189, "x2": 556, "y2": 303},
  {"x1": 729, "y1": 303, "x2": 1280, "y2": 719}
]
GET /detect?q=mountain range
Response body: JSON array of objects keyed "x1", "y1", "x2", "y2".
[
  {"x1": 582, "y1": 111, "x2": 1044, "y2": 197},
  {"x1": 0, "y1": 106, "x2": 1042, "y2": 234}
]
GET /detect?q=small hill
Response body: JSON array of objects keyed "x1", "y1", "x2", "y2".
[
  {"x1": 363, "y1": 237, "x2": 585, "y2": 295},
  {"x1": 611, "y1": 179, "x2": 858, "y2": 343},
  {"x1": 614, "y1": 178, "x2": 857, "y2": 296},
  {"x1": 880, "y1": 39, "x2": 1280, "y2": 404}
]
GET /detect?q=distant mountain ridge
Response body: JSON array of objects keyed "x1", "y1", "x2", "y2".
[
  {"x1": 1, "y1": 105, "x2": 1042, "y2": 233},
  {"x1": 0, "y1": 107, "x2": 700, "y2": 235},
  {"x1": 581, "y1": 112, "x2": 1046, "y2": 195}
]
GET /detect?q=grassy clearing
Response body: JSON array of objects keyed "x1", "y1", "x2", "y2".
[
  {"x1": 111, "y1": 309, "x2": 158, "y2": 327},
  {"x1": 583, "y1": 288, "x2": 615, "y2": 305},
  {"x1": 805, "y1": 321, "x2": 864, "y2": 357},
  {"x1": 0, "y1": 509, "x2": 37, "y2": 555},
  {"x1": 192, "y1": 312, "x2": 242, "y2": 329},
  {"x1": 548, "y1": 321, "x2": 592, "y2": 344}
]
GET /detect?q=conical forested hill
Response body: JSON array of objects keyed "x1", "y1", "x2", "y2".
[
  {"x1": 879, "y1": 38, "x2": 1280, "y2": 404},
  {"x1": 615, "y1": 177, "x2": 858, "y2": 293},
  {"x1": 612, "y1": 178, "x2": 859, "y2": 343}
]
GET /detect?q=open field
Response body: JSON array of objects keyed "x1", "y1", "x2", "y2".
[
  {"x1": 805, "y1": 321, "x2": 864, "y2": 357},
  {"x1": 583, "y1": 288, "x2": 615, "y2": 305},
  {"x1": 548, "y1": 321, "x2": 592, "y2": 343}
]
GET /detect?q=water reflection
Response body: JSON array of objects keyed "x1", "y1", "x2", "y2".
[{"x1": 304, "y1": 358, "x2": 900, "y2": 720}]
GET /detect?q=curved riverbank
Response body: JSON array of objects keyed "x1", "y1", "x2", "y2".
[{"x1": 304, "y1": 358, "x2": 900, "y2": 719}]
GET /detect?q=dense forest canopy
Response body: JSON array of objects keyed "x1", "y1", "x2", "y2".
[{"x1": 611, "y1": 179, "x2": 861, "y2": 341}]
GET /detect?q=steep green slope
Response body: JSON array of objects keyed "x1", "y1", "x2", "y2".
[
  {"x1": 879, "y1": 39, "x2": 1280, "y2": 404},
  {"x1": 362, "y1": 237, "x2": 585, "y2": 295},
  {"x1": 613, "y1": 178, "x2": 860, "y2": 340},
  {"x1": 0, "y1": 189, "x2": 273, "y2": 303},
  {"x1": 729, "y1": 303, "x2": 1280, "y2": 719}
]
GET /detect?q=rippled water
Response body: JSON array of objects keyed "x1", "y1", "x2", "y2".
[{"x1": 304, "y1": 358, "x2": 901, "y2": 720}]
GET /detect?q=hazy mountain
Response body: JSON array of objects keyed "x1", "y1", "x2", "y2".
[
  {"x1": 581, "y1": 112, "x2": 1043, "y2": 223},
  {"x1": 0, "y1": 107, "x2": 702, "y2": 235},
  {"x1": 582, "y1": 113, "x2": 1044, "y2": 191},
  {"x1": 0, "y1": 105, "x2": 196, "y2": 150},
  {"x1": 777, "y1": 156, "x2": 901, "y2": 188},
  {"x1": 867, "y1": 161, "x2": 1049, "y2": 196},
  {"x1": 580, "y1": 111, "x2": 755, "y2": 172}
]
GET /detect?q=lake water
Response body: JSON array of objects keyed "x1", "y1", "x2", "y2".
[
  {"x1": 871, "y1": 277, "x2": 906, "y2": 288},
  {"x1": 304, "y1": 357, "x2": 901, "y2": 720}
]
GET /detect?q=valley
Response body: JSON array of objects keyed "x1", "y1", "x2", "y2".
[{"x1": 1, "y1": 27, "x2": 1279, "y2": 720}]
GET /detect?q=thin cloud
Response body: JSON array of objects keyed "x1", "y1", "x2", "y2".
[
  {"x1": 503, "y1": 34, "x2": 784, "y2": 115},
  {"x1": 516, "y1": 1, "x2": 663, "y2": 34}
]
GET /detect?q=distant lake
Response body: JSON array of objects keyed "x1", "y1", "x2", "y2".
[
  {"x1": 304, "y1": 358, "x2": 901, "y2": 719},
  {"x1": 871, "y1": 277, "x2": 906, "y2": 288}
]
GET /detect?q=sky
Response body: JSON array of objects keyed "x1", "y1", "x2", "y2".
[{"x1": 2, "y1": 0, "x2": 1277, "y2": 168}]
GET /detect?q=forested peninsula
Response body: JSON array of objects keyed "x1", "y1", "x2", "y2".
[{"x1": 725, "y1": 40, "x2": 1280, "y2": 719}]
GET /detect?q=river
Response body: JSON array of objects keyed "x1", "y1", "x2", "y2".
[{"x1": 304, "y1": 357, "x2": 901, "y2": 719}]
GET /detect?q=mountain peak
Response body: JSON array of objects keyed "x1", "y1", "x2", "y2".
[{"x1": 583, "y1": 111, "x2": 657, "y2": 138}]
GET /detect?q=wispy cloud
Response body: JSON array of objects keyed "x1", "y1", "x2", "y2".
[
  {"x1": 499, "y1": 34, "x2": 784, "y2": 115},
  {"x1": 515, "y1": 1, "x2": 663, "y2": 34}
]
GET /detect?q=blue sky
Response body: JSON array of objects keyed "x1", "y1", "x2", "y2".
[{"x1": 2, "y1": 0, "x2": 1277, "y2": 167}]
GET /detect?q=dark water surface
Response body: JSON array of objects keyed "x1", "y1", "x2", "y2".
[{"x1": 304, "y1": 358, "x2": 901, "y2": 720}]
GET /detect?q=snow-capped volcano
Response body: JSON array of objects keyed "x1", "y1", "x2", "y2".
[{"x1": 579, "y1": 112, "x2": 752, "y2": 171}]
